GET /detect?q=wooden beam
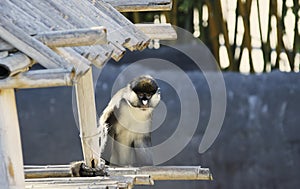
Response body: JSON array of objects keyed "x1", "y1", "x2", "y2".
[
  {"x1": 104, "y1": 0, "x2": 173, "y2": 12},
  {"x1": 0, "y1": 69, "x2": 74, "y2": 89},
  {"x1": 74, "y1": 69, "x2": 101, "y2": 168},
  {"x1": 0, "y1": 52, "x2": 34, "y2": 79},
  {"x1": 135, "y1": 23, "x2": 177, "y2": 40},
  {"x1": 24, "y1": 165, "x2": 212, "y2": 181},
  {"x1": 0, "y1": 16, "x2": 72, "y2": 70},
  {"x1": 0, "y1": 89, "x2": 25, "y2": 188},
  {"x1": 33, "y1": 27, "x2": 107, "y2": 47}
]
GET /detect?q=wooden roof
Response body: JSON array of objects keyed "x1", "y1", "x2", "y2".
[{"x1": 0, "y1": 0, "x2": 176, "y2": 87}]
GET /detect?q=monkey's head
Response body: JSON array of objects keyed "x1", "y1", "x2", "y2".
[{"x1": 127, "y1": 75, "x2": 160, "y2": 110}]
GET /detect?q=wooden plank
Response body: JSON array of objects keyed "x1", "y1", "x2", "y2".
[
  {"x1": 135, "y1": 23, "x2": 177, "y2": 40},
  {"x1": 104, "y1": 0, "x2": 173, "y2": 12},
  {"x1": 0, "y1": 14, "x2": 72, "y2": 70},
  {"x1": 0, "y1": 52, "x2": 33, "y2": 79},
  {"x1": 24, "y1": 165, "x2": 212, "y2": 181},
  {"x1": 34, "y1": 27, "x2": 107, "y2": 47},
  {"x1": 0, "y1": 69, "x2": 74, "y2": 89},
  {"x1": 0, "y1": 89, "x2": 25, "y2": 188},
  {"x1": 74, "y1": 69, "x2": 101, "y2": 168}
]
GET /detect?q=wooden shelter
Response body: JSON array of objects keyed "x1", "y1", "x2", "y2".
[{"x1": 0, "y1": 0, "x2": 211, "y2": 188}]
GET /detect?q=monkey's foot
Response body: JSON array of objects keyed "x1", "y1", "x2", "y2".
[{"x1": 70, "y1": 161, "x2": 108, "y2": 177}]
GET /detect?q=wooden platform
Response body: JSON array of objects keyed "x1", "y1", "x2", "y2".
[{"x1": 24, "y1": 165, "x2": 212, "y2": 189}]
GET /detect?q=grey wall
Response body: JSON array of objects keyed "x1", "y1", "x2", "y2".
[{"x1": 16, "y1": 48, "x2": 300, "y2": 189}]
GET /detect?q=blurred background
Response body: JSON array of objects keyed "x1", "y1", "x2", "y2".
[
  {"x1": 18, "y1": 0, "x2": 299, "y2": 189},
  {"x1": 125, "y1": 0, "x2": 299, "y2": 73}
]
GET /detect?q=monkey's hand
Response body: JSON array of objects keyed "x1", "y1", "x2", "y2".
[{"x1": 70, "y1": 161, "x2": 108, "y2": 177}]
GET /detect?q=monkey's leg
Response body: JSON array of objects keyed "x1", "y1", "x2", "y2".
[
  {"x1": 110, "y1": 141, "x2": 135, "y2": 166},
  {"x1": 133, "y1": 137, "x2": 153, "y2": 166},
  {"x1": 70, "y1": 161, "x2": 107, "y2": 177}
]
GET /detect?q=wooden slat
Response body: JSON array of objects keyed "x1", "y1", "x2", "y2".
[
  {"x1": 4, "y1": 0, "x2": 112, "y2": 66},
  {"x1": 135, "y1": 23, "x2": 177, "y2": 40},
  {"x1": 0, "y1": 69, "x2": 74, "y2": 89},
  {"x1": 34, "y1": 27, "x2": 107, "y2": 47},
  {"x1": 0, "y1": 13, "x2": 72, "y2": 70},
  {"x1": 0, "y1": 89, "x2": 25, "y2": 188},
  {"x1": 104, "y1": 0, "x2": 173, "y2": 12}
]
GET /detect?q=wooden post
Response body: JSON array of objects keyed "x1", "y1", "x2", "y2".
[
  {"x1": 0, "y1": 89, "x2": 25, "y2": 188},
  {"x1": 75, "y1": 69, "x2": 100, "y2": 167}
]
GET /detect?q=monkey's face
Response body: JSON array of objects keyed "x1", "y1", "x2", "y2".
[{"x1": 127, "y1": 75, "x2": 160, "y2": 110}]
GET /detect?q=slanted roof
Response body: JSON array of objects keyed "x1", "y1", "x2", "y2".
[
  {"x1": 2, "y1": 0, "x2": 150, "y2": 60},
  {"x1": 0, "y1": 0, "x2": 176, "y2": 90}
]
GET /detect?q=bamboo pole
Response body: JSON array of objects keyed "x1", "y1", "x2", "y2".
[
  {"x1": 0, "y1": 69, "x2": 74, "y2": 89},
  {"x1": 0, "y1": 52, "x2": 33, "y2": 79},
  {"x1": 74, "y1": 69, "x2": 101, "y2": 168},
  {"x1": 293, "y1": 0, "x2": 299, "y2": 70},
  {"x1": 0, "y1": 89, "x2": 25, "y2": 189},
  {"x1": 257, "y1": 0, "x2": 272, "y2": 72},
  {"x1": 24, "y1": 165, "x2": 212, "y2": 181},
  {"x1": 103, "y1": 0, "x2": 172, "y2": 12},
  {"x1": 34, "y1": 27, "x2": 107, "y2": 48},
  {"x1": 205, "y1": 0, "x2": 221, "y2": 64},
  {"x1": 215, "y1": 0, "x2": 234, "y2": 70},
  {"x1": 237, "y1": 0, "x2": 255, "y2": 73}
]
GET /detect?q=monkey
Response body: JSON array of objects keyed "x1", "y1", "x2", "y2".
[{"x1": 71, "y1": 75, "x2": 160, "y2": 176}]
